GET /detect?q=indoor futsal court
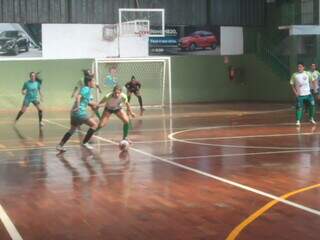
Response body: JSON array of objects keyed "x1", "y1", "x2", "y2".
[{"x1": 0, "y1": 1, "x2": 320, "y2": 240}]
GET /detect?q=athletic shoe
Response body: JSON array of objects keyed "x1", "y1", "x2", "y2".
[
  {"x1": 140, "y1": 108, "x2": 145, "y2": 116},
  {"x1": 82, "y1": 142, "x2": 94, "y2": 150},
  {"x1": 123, "y1": 138, "x2": 133, "y2": 145},
  {"x1": 310, "y1": 118, "x2": 316, "y2": 125},
  {"x1": 56, "y1": 144, "x2": 66, "y2": 152},
  {"x1": 296, "y1": 121, "x2": 301, "y2": 126}
]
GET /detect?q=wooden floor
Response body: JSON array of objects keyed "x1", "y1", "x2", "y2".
[{"x1": 0, "y1": 103, "x2": 319, "y2": 240}]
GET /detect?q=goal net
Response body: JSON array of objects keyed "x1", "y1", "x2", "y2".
[{"x1": 93, "y1": 57, "x2": 171, "y2": 109}]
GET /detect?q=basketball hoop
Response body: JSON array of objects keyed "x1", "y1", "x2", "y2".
[
  {"x1": 119, "y1": 8, "x2": 165, "y2": 37},
  {"x1": 135, "y1": 30, "x2": 150, "y2": 37}
]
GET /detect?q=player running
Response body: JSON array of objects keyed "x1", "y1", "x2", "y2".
[{"x1": 56, "y1": 75, "x2": 99, "y2": 152}]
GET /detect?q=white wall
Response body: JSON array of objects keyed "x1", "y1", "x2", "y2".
[
  {"x1": 42, "y1": 24, "x2": 118, "y2": 59},
  {"x1": 220, "y1": 27, "x2": 243, "y2": 55},
  {"x1": 289, "y1": 25, "x2": 320, "y2": 35},
  {"x1": 42, "y1": 24, "x2": 149, "y2": 59},
  {"x1": 119, "y1": 36, "x2": 149, "y2": 57}
]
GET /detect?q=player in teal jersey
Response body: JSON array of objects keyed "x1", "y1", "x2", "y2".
[
  {"x1": 104, "y1": 74, "x2": 117, "y2": 87},
  {"x1": 15, "y1": 72, "x2": 44, "y2": 126},
  {"x1": 56, "y1": 76, "x2": 99, "y2": 152},
  {"x1": 71, "y1": 69, "x2": 102, "y2": 119},
  {"x1": 104, "y1": 66, "x2": 118, "y2": 88},
  {"x1": 290, "y1": 63, "x2": 317, "y2": 126},
  {"x1": 71, "y1": 69, "x2": 102, "y2": 98}
]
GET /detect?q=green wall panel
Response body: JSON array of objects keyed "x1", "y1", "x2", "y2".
[
  {"x1": 171, "y1": 55, "x2": 249, "y2": 103},
  {"x1": 0, "y1": 59, "x2": 92, "y2": 111},
  {"x1": 0, "y1": 55, "x2": 295, "y2": 113},
  {"x1": 242, "y1": 55, "x2": 293, "y2": 102}
]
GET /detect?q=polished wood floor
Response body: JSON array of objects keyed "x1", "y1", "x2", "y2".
[{"x1": 0, "y1": 103, "x2": 319, "y2": 240}]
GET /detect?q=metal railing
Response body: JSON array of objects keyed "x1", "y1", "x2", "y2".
[{"x1": 256, "y1": 44, "x2": 291, "y2": 80}]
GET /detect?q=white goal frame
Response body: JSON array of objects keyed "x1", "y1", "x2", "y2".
[{"x1": 93, "y1": 57, "x2": 172, "y2": 111}]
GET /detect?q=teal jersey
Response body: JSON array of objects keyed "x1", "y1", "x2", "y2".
[
  {"x1": 72, "y1": 86, "x2": 93, "y2": 118},
  {"x1": 36, "y1": 79, "x2": 42, "y2": 88},
  {"x1": 22, "y1": 80, "x2": 41, "y2": 101},
  {"x1": 77, "y1": 77, "x2": 100, "y2": 88},
  {"x1": 104, "y1": 74, "x2": 117, "y2": 87}
]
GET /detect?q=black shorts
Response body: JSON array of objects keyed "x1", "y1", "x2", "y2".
[
  {"x1": 104, "y1": 108, "x2": 121, "y2": 114},
  {"x1": 127, "y1": 90, "x2": 140, "y2": 96}
]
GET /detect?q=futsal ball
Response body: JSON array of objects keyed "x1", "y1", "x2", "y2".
[{"x1": 119, "y1": 140, "x2": 130, "y2": 151}]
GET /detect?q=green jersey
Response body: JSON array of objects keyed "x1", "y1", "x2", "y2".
[
  {"x1": 72, "y1": 86, "x2": 93, "y2": 118},
  {"x1": 22, "y1": 80, "x2": 41, "y2": 101}
]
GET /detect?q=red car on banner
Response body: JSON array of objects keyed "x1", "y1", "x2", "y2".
[{"x1": 178, "y1": 30, "x2": 218, "y2": 51}]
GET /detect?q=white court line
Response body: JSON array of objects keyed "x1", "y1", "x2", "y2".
[
  {"x1": 2, "y1": 125, "x2": 320, "y2": 154},
  {"x1": 167, "y1": 138, "x2": 315, "y2": 150},
  {"x1": 38, "y1": 118, "x2": 320, "y2": 151},
  {"x1": 45, "y1": 119, "x2": 320, "y2": 217},
  {"x1": 0, "y1": 147, "x2": 23, "y2": 238},
  {"x1": 182, "y1": 131, "x2": 320, "y2": 141},
  {"x1": 1, "y1": 146, "x2": 320, "y2": 166},
  {"x1": 0, "y1": 204, "x2": 23, "y2": 240},
  {"x1": 1, "y1": 129, "x2": 320, "y2": 152},
  {"x1": 0, "y1": 134, "x2": 316, "y2": 153},
  {"x1": 29, "y1": 117, "x2": 297, "y2": 135},
  {"x1": 166, "y1": 149, "x2": 320, "y2": 160},
  {"x1": 168, "y1": 122, "x2": 304, "y2": 132},
  {"x1": 168, "y1": 125, "x2": 320, "y2": 150},
  {"x1": 234, "y1": 107, "x2": 291, "y2": 115},
  {"x1": 0, "y1": 142, "x2": 116, "y2": 153}
]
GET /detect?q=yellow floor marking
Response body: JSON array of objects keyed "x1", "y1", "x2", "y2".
[{"x1": 227, "y1": 183, "x2": 320, "y2": 240}]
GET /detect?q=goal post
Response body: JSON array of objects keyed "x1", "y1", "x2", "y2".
[{"x1": 93, "y1": 57, "x2": 172, "y2": 111}]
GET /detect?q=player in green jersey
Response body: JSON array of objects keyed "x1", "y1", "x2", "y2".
[
  {"x1": 290, "y1": 63, "x2": 317, "y2": 126},
  {"x1": 56, "y1": 76, "x2": 99, "y2": 152},
  {"x1": 15, "y1": 72, "x2": 44, "y2": 127}
]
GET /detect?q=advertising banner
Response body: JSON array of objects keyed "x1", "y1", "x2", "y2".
[
  {"x1": 0, "y1": 23, "x2": 42, "y2": 58},
  {"x1": 149, "y1": 25, "x2": 221, "y2": 56}
]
